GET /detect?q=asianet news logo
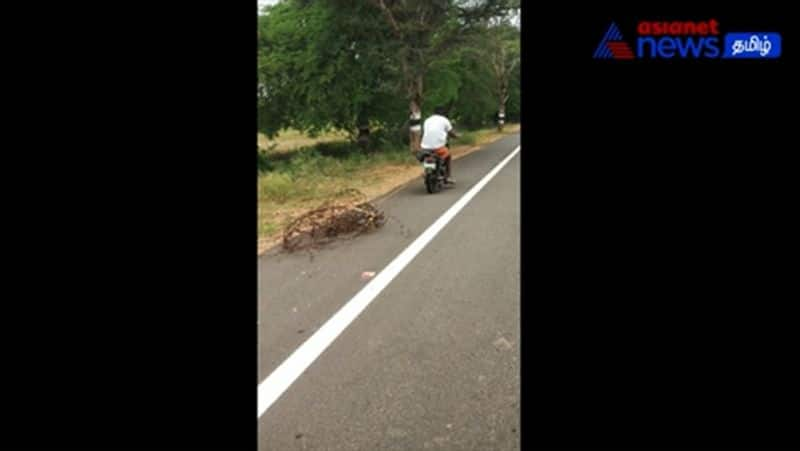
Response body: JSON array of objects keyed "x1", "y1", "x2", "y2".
[{"x1": 594, "y1": 19, "x2": 782, "y2": 60}]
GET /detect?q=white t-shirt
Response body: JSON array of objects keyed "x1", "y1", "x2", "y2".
[{"x1": 420, "y1": 114, "x2": 453, "y2": 150}]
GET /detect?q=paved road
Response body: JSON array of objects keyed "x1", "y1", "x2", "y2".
[{"x1": 259, "y1": 134, "x2": 520, "y2": 450}]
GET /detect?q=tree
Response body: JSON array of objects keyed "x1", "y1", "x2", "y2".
[
  {"x1": 424, "y1": 49, "x2": 495, "y2": 130},
  {"x1": 257, "y1": 1, "x2": 403, "y2": 144},
  {"x1": 258, "y1": 0, "x2": 521, "y2": 152},
  {"x1": 486, "y1": 23, "x2": 520, "y2": 131},
  {"x1": 336, "y1": 0, "x2": 518, "y2": 152}
]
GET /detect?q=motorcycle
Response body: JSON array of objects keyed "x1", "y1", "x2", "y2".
[{"x1": 420, "y1": 146, "x2": 447, "y2": 194}]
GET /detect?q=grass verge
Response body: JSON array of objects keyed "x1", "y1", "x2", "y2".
[{"x1": 258, "y1": 124, "x2": 520, "y2": 254}]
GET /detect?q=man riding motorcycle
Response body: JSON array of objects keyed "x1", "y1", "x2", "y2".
[{"x1": 419, "y1": 106, "x2": 458, "y2": 185}]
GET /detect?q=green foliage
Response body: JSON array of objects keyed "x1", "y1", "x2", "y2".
[
  {"x1": 257, "y1": 148, "x2": 272, "y2": 173},
  {"x1": 454, "y1": 131, "x2": 478, "y2": 146},
  {"x1": 258, "y1": 1, "x2": 403, "y2": 139},
  {"x1": 505, "y1": 63, "x2": 521, "y2": 121},
  {"x1": 450, "y1": 56, "x2": 497, "y2": 129},
  {"x1": 258, "y1": 0, "x2": 520, "y2": 143}
]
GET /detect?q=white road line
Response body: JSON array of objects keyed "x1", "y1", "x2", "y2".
[{"x1": 258, "y1": 145, "x2": 521, "y2": 418}]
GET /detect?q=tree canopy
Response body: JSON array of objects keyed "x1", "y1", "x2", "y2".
[{"x1": 258, "y1": 0, "x2": 520, "y2": 145}]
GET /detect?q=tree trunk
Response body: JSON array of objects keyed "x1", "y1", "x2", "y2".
[
  {"x1": 408, "y1": 99, "x2": 422, "y2": 154},
  {"x1": 407, "y1": 74, "x2": 424, "y2": 154},
  {"x1": 497, "y1": 102, "x2": 506, "y2": 132},
  {"x1": 357, "y1": 124, "x2": 371, "y2": 151},
  {"x1": 356, "y1": 110, "x2": 371, "y2": 151}
]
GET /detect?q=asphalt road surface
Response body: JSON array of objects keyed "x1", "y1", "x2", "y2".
[{"x1": 258, "y1": 134, "x2": 520, "y2": 450}]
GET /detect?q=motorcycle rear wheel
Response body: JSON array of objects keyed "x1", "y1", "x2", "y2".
[{"x1": 425, "y1": 172, "x2": 440, "y2": 194}]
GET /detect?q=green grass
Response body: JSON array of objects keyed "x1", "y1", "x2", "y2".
[
  {"x1": 454, "y1": 131, "x2": 478, "y2": 146},
  {"x1": 259, "y1": 221, "x2": 279, "y2": 237},
  {"x1": 258, "y1": 129, "x2": 349, "y2": 153},
  {"x1": 258, "y1": 140, "x2": 412, "y2": 204},
  {"x1": 257, "y1": 124, "x2": 520, "y2": 204},
  {"x1": 257, "y1": 139, "x2": 416, "y2": 248},
  {"x1": 258, "y1": 123, "x2": 520, "y2": 247}
]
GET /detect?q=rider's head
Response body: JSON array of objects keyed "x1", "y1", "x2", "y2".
[{"x1": 434, "y1": 106, "x2": 447, "y2": 116}]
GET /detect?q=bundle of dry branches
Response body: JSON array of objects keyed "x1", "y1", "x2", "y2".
[{"x1": 282, "y1": 189, "x2": 386, "y2": 252}]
